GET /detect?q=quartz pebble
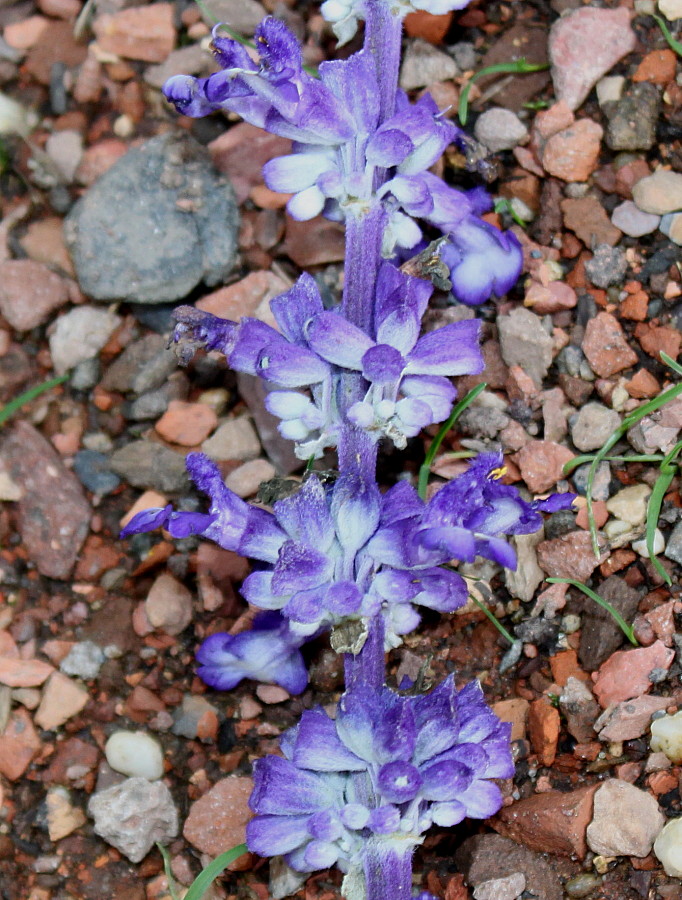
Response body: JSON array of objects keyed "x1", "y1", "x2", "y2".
[
  {"x1": 474, "y1": 108, "x2": 528, "y2": 153},
  {"x1": 105, "y1": 731, "x2": 164, "y2": 780},
  {"x1": 570, "y1": 403, "x2": 620, "y2": 452},
  {"x1": 50, "y1": 307, "x2": 122, "y2": 376},
  {"x1": 586, "y1": 780, "x2": 664, "y2": 857},
  {"x1": 605, "y1": 483, "x2": 651, "y2": 526},
  {"x1": 60, "y1": 641, "x2": 105, "y2": 680},
  {"x1": 632, "y1": 169, "x2": 682, "y2": 215},
  {"x1": 654, "y1": 818, "x2": 682, "y2": 877},
  {"x1": 473, "y1": 873, "x2": 526, "y2": 900},
  {"x1": 611, "y1": 200, "x2": 660, "y2": 237},
  {"x1": 88, "y1": 777, "x2": 178, "y2": 862},
  {"x1": 632, "y1": 529, "x2": 664, "y2": 558},
  {"x1": 650, "y1": 710, "x2": 682, "y2": 763}
]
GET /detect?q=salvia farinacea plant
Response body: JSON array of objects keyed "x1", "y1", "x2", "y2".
[{"x1": 122, "y1": 3, "x2": 575, "y2": 897}]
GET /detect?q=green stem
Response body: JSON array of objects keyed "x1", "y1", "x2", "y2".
[
  {"x1": 0, "y1": 374, "x2": 68, "y2": 428},
  {"x1": 646, "y1": 438, "x2": 682, "y2": 585},
  {"x1": 417, "y1": 382, "x2": 487, "y2": 500},
  {"x1": 458, "y1": 58, "x2": 549, "y2": 125},
  {"x1": 654, "y1": 15, "x2": 682, "y2": 57},
  {"x1": 546, "y1": 578, "x2": 638, "y2": 646}
]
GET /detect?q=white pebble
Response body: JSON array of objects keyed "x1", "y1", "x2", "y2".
[
  {"x1": 632, "y1": 528, "x2": 665, "y2": 558},
  {"x1": 655, "y1": 818, "x2": 682, "y2": 876},
  {"x1": 650, "y1": 710, "x2": 682, "y2": 764},
  {"x1": 105, "y1": 731, "x2": 164, "y2": 780}
]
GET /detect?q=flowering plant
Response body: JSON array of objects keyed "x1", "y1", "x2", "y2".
[{"x1": 123, "y1": 2, "x2": 574, "y2": 897}]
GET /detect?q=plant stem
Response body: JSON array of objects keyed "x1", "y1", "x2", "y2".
[
  {"x1": 363, "y1": 838, "x2": 415, "y2": 900},
  {"x1": 344, "y1": 613, "x2": 386, "y2": 692},
  {"x1": 364, "y1": 2, "x2": 403, "y2": 122}
]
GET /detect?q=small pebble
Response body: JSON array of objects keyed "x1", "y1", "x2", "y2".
[
  {"x1": 654, "y1": 818, "x2": 682, "y2": 877},
  {"x1": 605, "y1": 483, "x2": 651, "y2": 526},
  {"x1": 650, "y1": 711, "x2": 682, "y2": 764},
  {"x1": 105, "y1": 731, "x2": 164, "y2": 780},
  {"x1": 60, "y1": 641, "x2": 105, "y2": 680},
  {"x1": 474, "y1": 108, "x2": 528, "y2": 153},
  {"x1": 632, "y1": 529, "x2": 664, "y2": 558},
  {"x1": 564, "y1": 873, "x2": 603, "y2": 898},
  {"x1": 586, "y1": 779, "x2": 665, "y2": 857}
]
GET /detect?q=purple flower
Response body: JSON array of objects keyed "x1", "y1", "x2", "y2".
[
  {"x1": 171, "y1": 265, "x2": 484, "y2": 456},
  {"x1": 415, "y1": 451, "x2": 576, "y2": 569},
  {"x1": 196, "y1": 611, "x2": 311, "y2": 693},
  {"x1": 439, "y1": 218, "x2": 523, "y2": 306},
  {"x1": 246, "y1": 677, "x2": 513, "y2": 873}
]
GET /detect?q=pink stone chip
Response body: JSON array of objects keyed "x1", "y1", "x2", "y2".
[
  {"x1": 0, "y1": 709, "x2": 42, "y2": 780},
  {"x1": 582, "y1": 312, "x2": 638, "y2": 378},
  {"x1": 0, "y1": 260, "x2": 70, "y2": 332},
  {"x1": 155, "y1": 400, "x2": 218, "y2": 447},
  {"x1": 541, "y1": 119, "x2": 603, "y2": 183},
  {"x1": 183, "y1": 776, "x2": 254, "y2": 857},
  {"x1": 93, "y1": 3, "x2": 176, "y2": 63},
  {"x1": 592, "y1": 640, "x2": 675, "y2": 708},
  {"x1": 35, "y1": 672, "x2": 89, "y2": 730},
  {"x1": 595, "y1": 695, "x2": 670, "y2": 742},
  {"x1": 514, "y1": 440, "x2": 574, "y2": 493},
  {"x1": 0, "y1": 656, "x2": 54, "y2": 688},
  {"x1": 549, "y1": 7, "x2": 637, "y2": 111}
]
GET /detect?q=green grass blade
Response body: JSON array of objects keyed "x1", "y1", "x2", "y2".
[
  {"x1": 654, "y1": 15, "x2": 682, "y2": 57},
  {"x1": 0, "y1": 374, "x2": 68, "y2": 429},
  {"x1": 156, "y1": 844, "x2": 182, "y2": 900},
  {"x1": 562, "y1": 453, "x2": 665, "y2": 475},
  {"x1": 417, "y1": 382, "x2": 487, "y2": 499},
  {"x1": 645, "y1": 438, "x2": 682, "y2": 584},
  {"x1": 468, "y1": 593, "x2": 516, "y2": 644},
  {"x1": 570, "y1": 378, "x2": 682, "y2": 557},
  {"x1": 661, "y1": 350, "x2": 682, "y2": 377},
  {"x1": 458, "y1": 58, "x2": 549, "y2": 125},
  {"x1": 547, "y1": 577, "x2": 638, "y2": 646},
  {"x1": 184, "y1": 844, "x2": 248, "y2": 900}
]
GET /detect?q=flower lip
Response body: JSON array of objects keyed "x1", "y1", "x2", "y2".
[{"x1": 377, "y1": 760, "x2": 422, "y2": 803}]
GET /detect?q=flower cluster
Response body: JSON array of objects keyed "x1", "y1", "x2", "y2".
[
  {"x1": 162, "y1": 17, "x2": 522, "y2": 307},
  {"x1": 122, "y1": 450, "x2": 574, "y2": 689},
  {"x1": 247, "y1": 677, "x2": 513, "y2": 875},
  {"x1": 172, "y1": 265, "x2": 484, "y2": 457}
]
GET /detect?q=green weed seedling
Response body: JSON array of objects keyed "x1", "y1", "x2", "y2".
[
  {"x1": 157, "y1": 842, "x2": 248, "y2": 900},
  {"x1": 0, "y1": 374, "x2": 68, "y2": 429},
  {"x1": 458, "y1": 58, "x2": 549, "y2": 126},
  {"x1": 546, "y1": 577, "x2": 638, "y2": 646}
]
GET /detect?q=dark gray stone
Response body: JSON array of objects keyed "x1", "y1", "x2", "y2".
[
  {"x1": 571, "y1": 460, "x2": 611, "y2": 500},
  {"x1": 604, "y1": 82, "x2": 660, "y2": 151},
  {"x1": 584, "y1": 244, "x2": 628, "y2": 289},
  {"x1": 665, "y1": 520, "x2": 682, "y2": 566},
  {"x1": 101, "y1": 333, "x2": 176, "y2": 395},
  {"x1": 578, "y1": 574, "x2": 641, "y2": 671},
  {"x1": 65, "y1": 132, "x2": 238, "y2": 304},
  {"x1": 72, "y1": 450, "x2": 121, "y2": 495},
  {"x1": 109, "y1": 441, "x2": 189, "y2": 492}
]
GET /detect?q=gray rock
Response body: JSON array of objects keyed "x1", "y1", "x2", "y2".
[
  {"x1": 109, "y1": 441, "x2": 189, "y2": 493},
  {"x1": 660, "y1": 212, "x2": 682, "y2": 246},
  {"x1": 459, "y1": 405, "x2": 509, "y2": 439},
  {"x1": 557, "y1": 344, "x2": 586, "y2": 378},
  {"x1": 584, "y1": 244, "x2": 628, "y2": 289},
  {"x1": 498, "y1": 308, "x2": 554, "y2": 388},
  {"x1": 474, "y1": 108, "x2": 528, "y2": 153},
  {"x1": 604, "y1": 83, "x2": 660, "y2": 151},
  {"x1": 72, "y1": 450, "x2": 121, "y2": 495},
  {"x1": 400, "y1": 39, "x2": 458, "y2": 90},
  {"x1": 571, "y1": 460, "x2": 611, "y2": 500},
  {"x1": 570, "y1": 402, "x2": 621, "y2": 452},
  {"x1": 202, "y1": 415, "x2": 262, "y2": 462},
  {"x1": 559, "y1": 676, "x2": 599, "y2": 743},
  {"x1": 611, "y1": 200, "x2": 660, "y2": 238},
  {"x1": 578, "y1": 575, "x2": 641, "y2": 671},
  {"x1": 88, "y1": 777, "x2": 179, "y2": 862},
  {"x1": 49, "y1": 307, "x2": 122, "y2": 375},
  {"x1": 664, "y1": 520, "x2": 682, "y2": 566},
  {"x1": 586, "y1": 780, "x2": 664, "y2": 857},
  {"x1": 65, "y1": 132, "x2": 238, "y2": 304},
  {"x1": 60, "y1": 641, "x2": 105, "y2": 680},
  {"x1": 198, "y1": 0, "x2": 266, "y2": 34},
  {"x1": 101, "y1": 333, "x2": 176, "y2": 394},
  {"x1": 123, "y1": 372, "x2": 189, "y2": 421},
  {"x1": 448, "y1": 41, "x2": 477, "y2": 71},
  {"x1": 70, "y1": 357, "x2": 101, "y2": 391}
]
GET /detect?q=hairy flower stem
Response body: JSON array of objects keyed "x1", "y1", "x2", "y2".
[
  {"x1": 337, "y1": 207, "x2": 384, "y2": 481},
  {"x1": 363, "y1": 838, "x2": 416, "y2": 900},
  {"x1": 364, "y1": 2, "x2": 403, "y2": 122},
  {"x1": 344, "y1": 613, "x2": 385, "y2": 692}
]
